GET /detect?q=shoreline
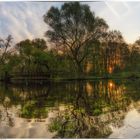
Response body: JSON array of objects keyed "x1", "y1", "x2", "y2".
[{"x1": 0, "y1": 75, "x2": 140, "y2": 85}]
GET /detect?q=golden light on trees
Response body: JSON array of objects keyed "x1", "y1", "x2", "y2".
[
  {"x1": 85, "y1": 62, "x2": 93, "y2": 73},
  {"x1": 108, "y1": 66, "x2": 113, "y2": 74},
  {"x1": 86, "y1": 82, "x2": 93, "y2": 96},
  {"x1": 108, "y1": 81, "x2": 114, "y2": 88}
]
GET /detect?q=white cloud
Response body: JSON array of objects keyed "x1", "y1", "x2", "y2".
[
  {"x1": 0, "y1": 2, "x2": 60, "y2": 44},
  {"x1": 1, "y1": 1, "x2": 140, "y2": 44},
  {"x1": 88, "y1": 1, "x2": 140, "y2": 43}
]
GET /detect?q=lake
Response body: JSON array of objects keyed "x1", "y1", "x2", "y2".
[{"x1": 0, "y1": 79, "x2": 140, "y2": 138}]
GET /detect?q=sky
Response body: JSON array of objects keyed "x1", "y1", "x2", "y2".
[{"x1": 0, "y1": 1, "x2": 140, "y2": 44}]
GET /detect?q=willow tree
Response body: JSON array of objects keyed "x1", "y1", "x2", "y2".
[{"x1": 44, "y1": 2, "x2": 108, "y2": 74}]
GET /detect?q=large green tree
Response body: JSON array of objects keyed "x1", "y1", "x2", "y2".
[
  {"x1": 16, "y1": 39, "x2": 50, "y2": 74},
  {"x1": 44, "y1": 2, "x2": 108, "y2": 74}
]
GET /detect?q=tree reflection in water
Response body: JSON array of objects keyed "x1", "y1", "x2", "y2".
[
  {"x1": 49, "y1": 80, "x2": 131, "y2": 138},
  {"x1": 0, "y1": 80, "x2": 140, "y2": 138}
]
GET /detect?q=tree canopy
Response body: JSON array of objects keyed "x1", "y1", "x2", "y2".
[{"x1": 44, "y1": 2, "x2": 108, "y2": 73}]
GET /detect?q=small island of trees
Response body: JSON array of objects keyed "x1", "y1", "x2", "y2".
[{"x1": 0, "y1": 2, "x2": 140, "y2": 84}]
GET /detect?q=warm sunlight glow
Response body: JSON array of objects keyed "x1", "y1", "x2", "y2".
[
  {"x1": 85, "y1": 62, "x2": 93, "y2": 73},
  {"x1": 86, "y1": 82, "x2": 93, "y2": 96},
  {"x1": 108, "y1": 66, "x2": 113, "y2": 74},
  {"x1": 108, "y1": 81, "x2": 114, "y2": 88}
]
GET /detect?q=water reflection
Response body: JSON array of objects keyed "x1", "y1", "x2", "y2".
[
  {"x1": 109, "y1": 109, "x2": 140, "y2": 138},
  {"x1": 0, "y1": 80, "x2": 140, "y2": 138}
]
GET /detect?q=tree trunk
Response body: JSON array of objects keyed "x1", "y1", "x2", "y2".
[{"x1": 75, "y1": 60, "x2": 83, "y2": 77}]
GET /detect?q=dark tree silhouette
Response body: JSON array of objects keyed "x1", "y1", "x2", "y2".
[{"x1": 44, "y1": 2, "x2": 108, "y2": 74}]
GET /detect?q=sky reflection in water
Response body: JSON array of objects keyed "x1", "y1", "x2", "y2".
[{"x1": 0, "y1": 80, "x2": 140, "y2": 138}]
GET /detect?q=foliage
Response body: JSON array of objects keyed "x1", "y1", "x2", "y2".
[
  {"x1": 44, "y1": 2, "x2": 108, "y2": 73},
  {"x1": 0, "y1": 2, "x2": 140, "y2": 80},
  {"x1": 20, "y1": 100, "x2": 48, "y2": 119}
]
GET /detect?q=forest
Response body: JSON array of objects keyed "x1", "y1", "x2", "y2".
[{"x1": 0, "y1": 2, "x2": 140, "y2": 83}]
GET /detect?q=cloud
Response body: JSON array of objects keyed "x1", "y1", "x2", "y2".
[
  {"x1": 88, "y1": 1, "x2": 140, "y2": 43},
  {"x1": 1, "y1": 1, "x2": 140, "y2": 44},
  {"x1": 0, "y1": 2, "x2": 62, "y2": 44}
]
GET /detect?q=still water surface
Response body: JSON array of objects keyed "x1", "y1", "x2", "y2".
[{"x1": 0, "y1": 79, "x2": 140, "y2": 138}]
